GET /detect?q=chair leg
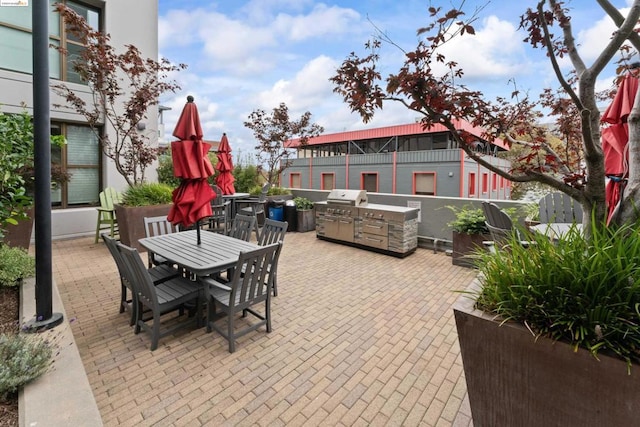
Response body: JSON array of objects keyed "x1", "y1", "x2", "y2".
[
  {"x1": 266, "y1": 298, "x2": 272, "y2": 333},
  {"x1": 120, "y1": 283, "x2": 127, "y2": 314},
  {"x1": 272, "y1": 272, "x2": 278, "y2": 297},
  {"x1": 228, "y1": 312, "x2": 235, "y2": 353},
  {"x1": 150, "y1": 314, "x2": 160, "y2": 351},
  {"x1": 94, "y1": 214, "x2": 101, "y2": 244}
]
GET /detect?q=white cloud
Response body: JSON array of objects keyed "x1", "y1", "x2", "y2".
[{"x1": 272, "y1": 4, "x2": 361, "y2": 42}]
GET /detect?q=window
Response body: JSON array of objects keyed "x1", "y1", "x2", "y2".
[
  {"x1": 321, "y1": 173, "x2": 335, "y2": 190},
  {"x1": 0, "y1": 1, "x2": 100, "y2": 82},
  {"x1": 361, "y1": 172, "x2": 378, "y2": 192},
  {"x1": 53, "y1": 123, "x2": 100, "y2": 208},
  {"x1": 468, "y1": 172, "x2": 476, "y2": 196},
  {"x1": 492, "y1": 174, "x2": 498, "y2": 191},
  {"x1": 414, "y1": 172, "x2": 435, "y2": 195},
  {"x1": 290, "y1": 173, "x2": 301, "y2": 189},
  {"x1": 482, "y1": 173, "x2": 488, "y2": 194}
]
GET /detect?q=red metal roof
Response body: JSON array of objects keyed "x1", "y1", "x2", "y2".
[{"x1": 286, "y1": 120, "x2": 508, "y2": 150}]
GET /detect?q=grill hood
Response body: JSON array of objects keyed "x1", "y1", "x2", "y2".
[{"x1": 326, "y1": 189, "x2": 368, "y2": 206}]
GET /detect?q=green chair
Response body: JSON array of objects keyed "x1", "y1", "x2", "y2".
[{"x1": 95, "y1": 187, "x2": 122, "y2": 243}]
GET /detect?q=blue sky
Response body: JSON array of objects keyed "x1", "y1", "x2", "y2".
[{"x1": 157, "y1": 0, "x2": 634, "y2": 158}]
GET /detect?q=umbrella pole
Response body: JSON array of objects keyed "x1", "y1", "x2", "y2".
[{"x1": 196, "y1": 220, "x2": 201, "y2": 245}]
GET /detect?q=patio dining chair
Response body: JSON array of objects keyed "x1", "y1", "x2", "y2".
[
  {"x1": 256, "y1": 218, "x2": 287, "y2": 296},
  {"x1": 102, "y1": 233, "x2": 181, "y2": 325},
  {"x1": 236, "y1": 182, "x2": 271, "y2": 240},
  {"x1": 117, "y1": 241, "x2": 203, "y2": 351},
  {"x1": 204, "y1": 242, "x2": 281, "y2": 353},
  {"x1": 143, "y1": 215, "x2": 178, "y2": 268},
  {"x1": 228, "y1": 214, "x2": 256, "y2": 242},
  {"x1": 208, "y1": 184, "x2": 230, "y2": 234}
]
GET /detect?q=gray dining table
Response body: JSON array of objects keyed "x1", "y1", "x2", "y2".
[
  {"x1": 138, "y1": 229, "x2": 259, "y2": 277},
  {"x1": 530, "y1": 222, "x2": 583, "y2": 242},
  {"x1": 222, "y1": 192, "x2": 251, "y2": 219}
]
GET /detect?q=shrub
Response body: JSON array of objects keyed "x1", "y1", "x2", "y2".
[
  {"x1": 294, "y1": 197, "x2": 314, "y2": 210},
  {"x1": 121, "y1": 183, "x2": 173, "y2": 207},
  {"x1": 267, "y1": 186, "x2": 291, "y2": 196},
  {"x1": 156, "y1": 153, "x2": 181, "y2": 188},
  {"x1": 232, "y1": 163, "x2": 260, "y2": 193},
  {"x1": 0, "y1": 333, "x2": 53, "y2": 399},
  {"x1": 0, "y1": 245, "x2": 35, "y2": 287},
  {"x1": 446, "y1": 205, "x2": 488, "y2": 235},
  {"x1": 473, "y1": 219, "x2": 640, "y2": 368}
]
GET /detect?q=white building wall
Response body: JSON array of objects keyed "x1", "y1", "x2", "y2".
[{"x1": 0, "y1": 0, "x2": 160, "y2": 240}]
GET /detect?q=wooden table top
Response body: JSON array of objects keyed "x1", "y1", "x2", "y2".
[{"x1": 138, "y1": 229, "x2": 259, "y2": 276}]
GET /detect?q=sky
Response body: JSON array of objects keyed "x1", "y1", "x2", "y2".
[{"x1": 157, "y1": 0, "x2": 636, "y2": 159}]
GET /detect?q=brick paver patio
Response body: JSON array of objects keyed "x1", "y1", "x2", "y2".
[{"x1": 52, "y1": 231, "x2": 476, "y2": 426}]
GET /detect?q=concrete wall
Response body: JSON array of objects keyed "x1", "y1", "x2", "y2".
[{"x1": 290, "y1": 189, "x2": 528, "y2": 251}]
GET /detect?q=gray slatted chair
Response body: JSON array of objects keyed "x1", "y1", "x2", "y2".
[
  {"x1": 256, "y1": 218, "x2": 287, "y2": 296},
  {"x1": 236, "y1": 182, "x2": 271, "y2": 239},
  {"x1": 228, "y1": 214, "x2": 256, "y2": 242},
  {"x1": 481, "y1": 202, "x2": 533, "y2": 251},
  {"x1": 144, "y1": 215, "x2": 178, "y2": 268},
  {"x1": 102, "y1": 233, "x2": 181, "y2": 325},
  {"x1": 208, "y1": 184, "x2": 230, "y2": 234},
  {"x1": 538, "y1": 192, "x2": 583, "y2": 223},
  {"x1": 205, "y1": 242, "x2": 281, "y2": 353},
  {"x1": 117, "y1": 242, "x2": 203, "y2": 351}
]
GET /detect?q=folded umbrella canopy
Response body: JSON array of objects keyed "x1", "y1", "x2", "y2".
[
  {"x1": 215, "y1": 133, "x2": 236, "y2": 195},
  {"x1": 601, "y1": 74, "x2": 639, "y2": 224},
  {"x1": 167, "y1": 96, "x2": 215, "y2": 244}
]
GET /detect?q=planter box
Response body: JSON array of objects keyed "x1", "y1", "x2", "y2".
[
  {"x1": 114, "y1": 204, "x2": 172, "y2": 251},
  {"x1": 454, "y1": 282, "x2": 640, "y2": 427},
  {"x1": 451, "y1": 231, "x2": 488, "y2": 267},
  {"x1": 297, "y1": 209, "x2": 315, "y2": 232},
  {"x1": 3, "y1": 207, "x2": 34, "y2": 250}
]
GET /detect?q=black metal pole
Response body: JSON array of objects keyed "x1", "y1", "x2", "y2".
[{"x1": 28, "y1": 0, "x2": 63, "y2": 331}]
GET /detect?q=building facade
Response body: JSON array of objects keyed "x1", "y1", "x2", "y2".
[
  {"x1": 283, "y1": 121, "x2": 512, "y2": 199},
  {"x1": 0, "y1": 0, "x2": 159, "y2": 239}
]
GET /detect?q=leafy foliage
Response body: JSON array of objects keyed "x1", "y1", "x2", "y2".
[
  {"x1": 294, "y1": 197, "x2": 314, "y2": 211},
  {"x1": 0, "y1": 111, "x2": 33, "y2": 236},
  {"x1": 474, "y1": 220, "x2": 640, "y2": 369},
  {"x1": 446, "y1": 205, "x2": 488, "y2": 235},
  {"x1": 156, "y1": 151, "x2": 217, "y2": 189},
  {"x1": 232, "y1": 163, "x2": 260, "y2": 193},
  {"x1": 0, "y1": 333, "x2": 52, "y2": 399},
  {"x1": 121, "y1": 183, "x2": 173, "y2": 207},
  {"x1": 244, "y1": 102, "x2": 323, "y2": 185},
  {"x1": 331, "y1": 1, "x2": 640, "y2": 229},
  {"x1": 52, "y1": 4, "x2": 186, "y2": 186},
  {"x1": 0, "y1": 246, "x2": 35, "y2": 287}
]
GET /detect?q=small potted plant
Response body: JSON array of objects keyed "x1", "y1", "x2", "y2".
[
  {"x1": 294, "y1": 197, "x2": 315, "y2": 232},
  {"x1": 446, "y1": 205, "x2": 489, "y2": 267}
]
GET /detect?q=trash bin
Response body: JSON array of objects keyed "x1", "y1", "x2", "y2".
[
  {"x1": 268, "y1": 199, "x2": 285, "y2": 222},
  {"x1": 284, "y1": 199, "x2": 297, "y2": 232}
]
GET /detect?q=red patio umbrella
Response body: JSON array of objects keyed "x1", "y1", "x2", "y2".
[
  {"x1": 167, "y1": 96, "x2": 216, "y2": 244},
  {"x1": 601, "y1": 74, "x2": 639, "y2": 224},
  {"x1": 215, "y1": 133, "x2": 236, "y2": 195}
]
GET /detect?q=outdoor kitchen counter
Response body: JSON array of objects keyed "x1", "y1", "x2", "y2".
[{"x1": 315, "y1": 201, "x2": 419, "y2": 257}]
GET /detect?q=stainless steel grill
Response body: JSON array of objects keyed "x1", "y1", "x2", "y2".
[
  {"x1": 325, "y1": 189, "x2": 368, "y2": 206},
  {"x1": 316, "y1": 190, "x2": 419, "y2": 257}
]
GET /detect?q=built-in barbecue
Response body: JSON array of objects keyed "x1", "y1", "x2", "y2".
[{"x1": 315, "y1": 190, "x2": 419, "y2": 257}]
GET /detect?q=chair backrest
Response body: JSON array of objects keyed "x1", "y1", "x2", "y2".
[
  {"x1": 229, "y1": 214, "x2": 256, "y2": 241},
  {"x1": 144, "y1": 215, "x2": 177, "y2": 238},
  {"x1": 538, "y1": 192, "x2": 583, "y2": 223},
  {"x1": 228, "y1": 242, "x2": 281, "y2": 308},
  {"x1": 100, "y1": 187, "x2": 122, "y2": 211},
  {"x1": 482, "y1": 201, "x2": 517, "y2": 244},
  {"x1": 116, "y1": 242, "x2": 159, "y2": 312},
  {"x1": 210, "y1": 185, "x2": 225, "y2": 207},
  {"x1": 257, "y1": 182, "x2": 271, "y2": 203},
  {"x1": 258, "y1": 218, "x2": 288, "y2": 246},
  {"x1": 102, "y1": 233, "x2": 127, "y2": 284}
]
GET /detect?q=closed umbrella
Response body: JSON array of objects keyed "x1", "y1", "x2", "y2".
[
  {"x1": 167, "y1": 95, "x2": 215, "y2": 244},
  {"x1": 216, "y1": 133, "x2": 236, "y2": 195},
  {"x1": 601, "y1": 73, "x2": 639, "y2": 224}
]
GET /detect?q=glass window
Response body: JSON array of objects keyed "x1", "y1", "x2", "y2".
[
  {"x1": 362, "y1": 173, "x2": 378, "y2": 192},
  {"x1": 290, "y1": 173, "x2": 301, "y2": 189},
  {"x1": 0, "y1": 26, "x2": 32, "y2": 73},
  {"x1": 321, "y1": 173, "x2": 334, "y2": 190},
  {"x1": 414, "y1": 172, "x2": 435, "y2": 195}
]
